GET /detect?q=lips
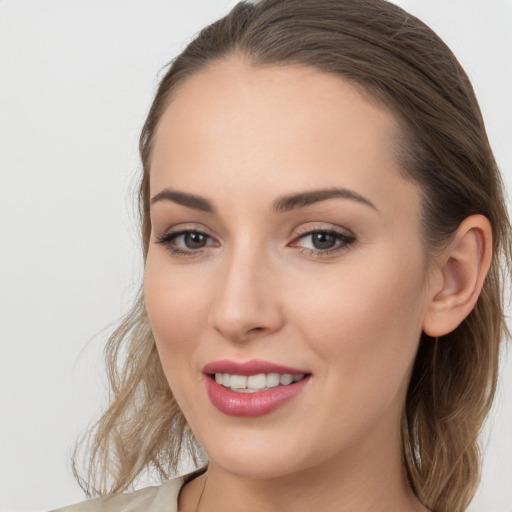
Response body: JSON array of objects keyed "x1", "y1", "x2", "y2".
[
  {"x1": 203, "y1": 359, "x2": 309, "y2": 376},
  {"x1": 202, "y1": 359, "x2": 311, "y2": 417}
]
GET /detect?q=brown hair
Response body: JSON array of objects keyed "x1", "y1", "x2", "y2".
[{"x1": 73, "y1": 1, "x2": 511, "y2": 511}]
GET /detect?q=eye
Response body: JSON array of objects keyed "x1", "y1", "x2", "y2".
[
  {"x1": 155, "y1": 229, "x2": 218, "y2": 256},
  {"x1": 291, "y1": 228, "x2": 356, "y2": 256},
  {"x1": 178, "y1": 231, "x2": 210, "y2": 249},
  {"x1": 301, "y1": 232, "x2": 340, "y2": 250}
]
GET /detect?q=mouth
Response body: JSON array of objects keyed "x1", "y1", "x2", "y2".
[
  {"x1": 211, "y1": 372, "x2": 307, "y2": 393},
  {"x1": 202, "y1": 359, "x2": 312, "y2": 417}
]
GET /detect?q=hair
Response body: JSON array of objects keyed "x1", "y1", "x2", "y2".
[{"x1": 73, "y1": 1, "x2": 512, "y2": 511}]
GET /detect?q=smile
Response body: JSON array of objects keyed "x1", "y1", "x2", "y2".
[
  {"x1": 214, "y1": 372, "x2": 306, "y2": 392},
  {"x1": 205, "y1": 375, "x2": 311, "y2": 417},
  {"x1": 202, "y1": 360, "x2": 311, "y2": 417}
]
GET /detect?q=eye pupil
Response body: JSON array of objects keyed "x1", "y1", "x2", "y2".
[
  {"x1": 185, "y1": 232, "x2": 207, "y2": 249},
  {"x1": 312, "y1": 232, "x2": 336, "y2": 249}
]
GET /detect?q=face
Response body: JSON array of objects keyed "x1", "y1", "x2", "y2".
[{"x1": 144, "y1": 58, "x2": 432, "y2": 479}]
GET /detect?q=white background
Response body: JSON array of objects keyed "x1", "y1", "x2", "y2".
[{"x1": 0, "y1": 1, "x2": 511, "y2": 511}]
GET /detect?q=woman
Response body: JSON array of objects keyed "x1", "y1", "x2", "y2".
[{"x1": 53, "y1": 0, "x2": 511, "y2": 511}]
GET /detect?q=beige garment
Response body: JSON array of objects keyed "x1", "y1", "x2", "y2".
[{"x1": 50, "y1": 472, "x2": 192, "y2": 512}]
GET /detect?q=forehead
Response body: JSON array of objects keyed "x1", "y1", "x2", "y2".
[{"x1": 150, "y1": 58, "x2": 418, "y2": 218}]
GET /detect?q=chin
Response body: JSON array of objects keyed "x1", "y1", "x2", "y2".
[
  {"x1": 208, "y1": 449, "x2": 305, "y2": 480},
  {"x1": 196, "y1": 423, "x2": 326, "y2": 480}
]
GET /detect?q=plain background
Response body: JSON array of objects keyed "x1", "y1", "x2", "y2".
[{"x1": 1, "y1": 1, "x2": 511, "y2": 511}]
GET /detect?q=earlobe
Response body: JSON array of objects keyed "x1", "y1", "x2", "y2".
[{"x1": 423, "y1": 215, "x2": 493, "y2": 337}]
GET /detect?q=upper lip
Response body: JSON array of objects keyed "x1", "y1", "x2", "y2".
[{"x1": 202, "y1": 359, "x2": 310, "y2": 376}]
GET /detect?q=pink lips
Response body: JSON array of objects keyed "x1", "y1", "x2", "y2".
[{"x1": 202, "y1": 359, "x2": 311, "y2": 417}]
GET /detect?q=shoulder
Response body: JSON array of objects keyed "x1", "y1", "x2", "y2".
[{"x1": 50, "y1": 476, "x2": 185, "y2": 512}]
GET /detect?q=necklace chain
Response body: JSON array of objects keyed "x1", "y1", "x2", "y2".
[{"x1": 194, "y1": 471, "x2": 209, "y2": 512}]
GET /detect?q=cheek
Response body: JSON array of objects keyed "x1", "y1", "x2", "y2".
[
  {"x1": 286, "y1": 251, "x2": 427, "y2": 398},
  {"x1": 143, "y1": 253, "x2": 208, "y2": 385}
]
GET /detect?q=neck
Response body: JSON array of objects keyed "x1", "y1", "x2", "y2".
[{"x1": 182, "y1": 427, "x2": 428, "y2": 512}]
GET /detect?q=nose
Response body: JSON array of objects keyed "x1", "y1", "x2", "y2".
[{"x1": 208, "y1": 246, "x2": 284, "y2": 343}]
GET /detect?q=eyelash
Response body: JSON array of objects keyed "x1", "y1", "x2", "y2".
[
  {"x1": 155, "y1": 227, "x2": 356, "y2": 259},
  {"x1": 292, "y1": 227, "x2": 356, "y2": 257},
  {"x1": 155, "y1": 230, "x2": 217, "y2": 258}
]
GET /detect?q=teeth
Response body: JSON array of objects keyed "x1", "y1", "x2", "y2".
[
  {"x1": 266, "y1": 373, "x2": 280, "y2": 388},
  {"x1": 280, "y1": 374, "x2": 293, "y2": 385},
  {"x1": 214, "y1": 372, "x2": 306, "y2": 392},
  {"x1": 247, "y1": 373, "x2": 266, "y2": 389},
  {"x1": 230, "y1": 374, "x2": 247, "y2": 389}
]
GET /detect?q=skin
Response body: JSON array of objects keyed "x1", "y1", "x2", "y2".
[{"x1": 144, "y1": 57, "x2": 491, "y2": 512}]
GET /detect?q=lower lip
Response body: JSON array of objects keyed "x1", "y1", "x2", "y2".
[{"x1": 204, "y1": 375, "x2": 311, "y2": 417}]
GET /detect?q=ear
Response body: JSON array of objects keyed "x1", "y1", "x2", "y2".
[{"x1": 423, "y1": 215, "x2": 493, "y2": 337}]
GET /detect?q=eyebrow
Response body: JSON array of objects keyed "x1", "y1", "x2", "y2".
[
  {"x1": 151, "y1": 189, "x2": 216, "y2": 213},
  {"x1": 150, "y1": 187, "x2": 378, "y2": 214},
  {"x1": 272, "y1": 187, "x2": 378, "y2": 213}
]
